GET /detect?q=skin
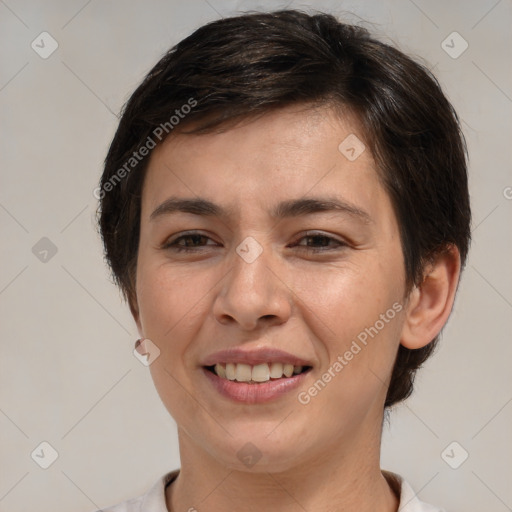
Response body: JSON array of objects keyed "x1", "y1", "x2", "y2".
[{"x1": 130, "y1": 103, "x2": 461, "y2": 512}]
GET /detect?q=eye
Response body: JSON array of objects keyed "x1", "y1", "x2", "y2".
[
  {"x1": 162, "y1": 231, "x2": 218, "y2": 253},
  {"x1": 162, "y1": 230, "x2": 347, "y2": 254},
  {"x1": 291, "y1": 231, "x2": 347, "y2": 252}
]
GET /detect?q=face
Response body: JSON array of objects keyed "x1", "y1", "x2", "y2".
[{"x1": 132, "y1": 104, "x2": 408, "y2": 473}]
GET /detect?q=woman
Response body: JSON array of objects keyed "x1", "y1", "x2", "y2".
[{"x1": 95, "y1": 9, "x2": 470, "y2": 511}]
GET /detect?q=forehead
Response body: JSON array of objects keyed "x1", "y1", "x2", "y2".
[{"x1": 141, "y1": 104, "x2": 386, "y2": 223}]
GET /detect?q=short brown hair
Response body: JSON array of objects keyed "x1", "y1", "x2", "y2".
[{"x1": 97, "y1": 9, "x2": 471, "y2": 407}]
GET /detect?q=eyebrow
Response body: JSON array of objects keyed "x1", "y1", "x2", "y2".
[{"x1": 149, "y1": 196, "x2": 372, "y2": 223}]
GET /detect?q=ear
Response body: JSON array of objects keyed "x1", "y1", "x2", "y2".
[
  {"x1": 128, "y1": 293, "x2": 144, "y2": 338},
  {"x1": 400, "y1": 245, "x2": 461, "y2": 349}
]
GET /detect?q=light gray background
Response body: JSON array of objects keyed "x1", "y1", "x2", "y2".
[{"x1": 1, "y1": 1, "x2": 511, "y2": 511}]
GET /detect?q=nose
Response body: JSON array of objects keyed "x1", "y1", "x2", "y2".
[{"x1": 212, "y1": 240, "x2": 292, "y2": 331}]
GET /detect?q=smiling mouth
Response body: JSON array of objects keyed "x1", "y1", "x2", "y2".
[{"x1": 204, "y1": 362, "x2": 312, "y2": 384}]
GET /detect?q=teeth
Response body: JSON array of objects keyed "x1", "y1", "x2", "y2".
[
  {"x1": 212, "y1": 362, "x2": 306, "y2": 382},
  {"x1": 226, "y1": 363, "x2": 236, "y2": 380},
  {"x1": 252, "y1": 363, "x2": 270, "y2": 382},
  {"x1": 283, "y1": 363, "x2": 294, "y2": 377},
  {"x1": 214, "y1": 363, "x2": 226, "y2": 379},
  {"x1": 269, "y1": 362, "x2": 283, "y2": 378},
  {"x1": 235, "y1": 363, "x2": 252, "y2": 382}
]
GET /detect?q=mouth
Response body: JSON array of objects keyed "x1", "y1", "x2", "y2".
[
  {"x1": 202, "y1": 362, "x2": 313, "y2": 404},
  {"x1": 204, "y1": 362, "x2": 312, "y2": 383},
  {"x1": 200, "y1": 347, "x2": 314, "y2": 403}
]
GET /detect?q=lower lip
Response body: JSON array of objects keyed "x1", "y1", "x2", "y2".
[{"x1": 202, "y1": 367, "x2": 310, "y2": 404}]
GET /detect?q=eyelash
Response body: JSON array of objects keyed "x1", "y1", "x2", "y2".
[{"x1": 162, "y1": 231, "x2": 347, "y2": 253}]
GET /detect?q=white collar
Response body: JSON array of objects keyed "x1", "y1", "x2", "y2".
[
  {"x1": 104, "y1": 469, "x2": 445, "y2": 512},
  {"x1": 383, "y1": 471, "x2": 446, "y2": 511}
]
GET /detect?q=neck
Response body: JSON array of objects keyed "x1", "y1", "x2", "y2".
[{"x1": 166, "y1": 419, "x2": 399, "y2": 512}]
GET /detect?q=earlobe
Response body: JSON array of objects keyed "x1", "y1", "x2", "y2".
[
  {"x1": 400, "y1": 245, "x2": 461, "y2": 350},
  {"x1": 129, "y1": 294, "x2": 144, "y2": 338}
]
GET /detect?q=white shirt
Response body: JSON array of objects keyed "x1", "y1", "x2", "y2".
[{"x1": 95, "y1": 469, "x2": 446, "y2": 512}]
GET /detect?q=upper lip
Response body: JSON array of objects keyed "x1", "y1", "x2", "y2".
[{"x1": 201, "y1": 347, "x2": 313, "y2": 367}]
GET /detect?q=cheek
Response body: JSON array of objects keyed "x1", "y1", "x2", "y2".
[
  {"x1": 136, "y1": 258, "x2": 207, "y2": 342},
  {"x1": 291, "y1": 256, "x2": 404, "y2": 402},
  {"x1": 136, "y1": 260, "x2": 212, "y2": 422},
  {"x1": 291, "y1": 255, "x2": 402, "y2": 343}
]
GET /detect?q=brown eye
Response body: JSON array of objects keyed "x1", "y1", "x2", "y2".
[
  {"x1": 293, "y1": 232, "x2": 346, "y2": 252},
  {"x1": 163, "y1": 232, "x2": 218, "y2": 253}
]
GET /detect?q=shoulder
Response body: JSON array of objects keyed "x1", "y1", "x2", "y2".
[
  {"x1": 98, "y1": 493, "x2": 144, "y2": 512},
  {"x1": 91, "y1": 469, "x2": 179, "y2": 512},
  {"x1": 383, "y1": 471, "x2": 447, "y2": 512}
]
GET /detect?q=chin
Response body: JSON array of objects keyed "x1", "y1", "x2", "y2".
[{"x1": 203, "y1": 427, "x2": 311, "y2": 474}]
